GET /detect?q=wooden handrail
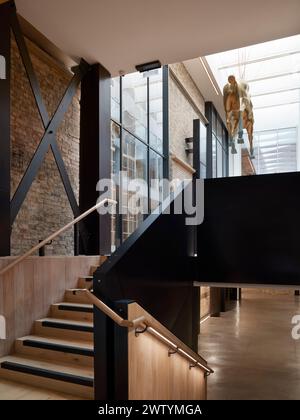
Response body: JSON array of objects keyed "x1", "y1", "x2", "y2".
[
  {"x1": 0, "y1": 198, "x2": 117, "y2": 277},
  {"x1": 76, "y1": 289, "x2": 214, "y2": 375},
  {"x1": 78, "y1": 289, "x2": 146, "y2": 328}
]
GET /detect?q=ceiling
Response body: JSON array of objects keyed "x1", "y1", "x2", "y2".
[
  {"x1": 184, "y1": 57, "x2": 225, "y2": 122},
  {"x1": 15, "y1": 0, "x2": 300, "y2": 76}
]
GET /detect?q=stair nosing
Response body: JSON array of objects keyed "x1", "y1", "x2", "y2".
[
  {"x1": 0, "y1": 361, "x2": 94, "y2": 388},
  {"x1": 56, "y1": 304, "x2": 93, "y2": 314},
  {"x1": 22, "y1": 339, "x2": 94, "y2": 357},
  {"x1": 39, "y1": 320, "x2": 93, "y2": 333}
]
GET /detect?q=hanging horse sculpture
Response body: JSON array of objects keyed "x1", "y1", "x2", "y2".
[{"x1": 223, "y1": 75, "x2": 255, "y2": 158}]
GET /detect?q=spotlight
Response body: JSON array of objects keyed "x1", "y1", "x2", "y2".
[{"x1": 135, "y1": 60, "x2": 161, "y2": 73}]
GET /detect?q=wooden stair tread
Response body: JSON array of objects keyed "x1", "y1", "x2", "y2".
[
  {"x1": 64, "y1": 289, "x2": 91, "y2": 304},
  {"x1": 0, "y1": 263, "x2": 101, "y2": 399},
  {"x1": 17, "y1": 335, "x2": 93, "y2": 350},
  {"x1": 0, "y1": 355, "x2": 93, "y2": 378}
]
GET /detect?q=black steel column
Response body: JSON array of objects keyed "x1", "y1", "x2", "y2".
[
  {"x1": 80, "y1": 63, "x2": 111, "y2": 255},
  {"x1": 193, "y1": 119, "x2": 201, "y2": 179},
  {"x1": 0, "y1": 1, "x2": 12, "y2": 256},
  {"x1": 162, "y1": 65, "x2": 169, "y2": 186},
  {"x1": 192, "y1": 119, "x2": 201, "y2": 341},
  {"x1": 94, "y1": 301, "x2": 129, "y2": 400}
]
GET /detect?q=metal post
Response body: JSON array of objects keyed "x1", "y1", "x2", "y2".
[
  {"x1": 163, "y1": 65, "x2": 170, "y2": 189},
  {"x1": 0, "y1": 1, "x2": 12, "y2": 256},
  {"x1": 80, "y1": 63, "x2": 112, "y2": 255}
]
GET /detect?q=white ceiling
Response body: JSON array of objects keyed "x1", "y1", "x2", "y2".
[
  {"x1": 15, "y1": 0, "x2": 300, "y2": 76},
  {"x1": 184, "y1": 57, "x2": 225, "y2": 122}
]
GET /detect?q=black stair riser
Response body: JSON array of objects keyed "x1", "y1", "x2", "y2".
[
  {"x1": 1, "y1": 362, "x2": 94, "y2": 387},
  {"x1": 41, "y1": 321, "x2": 93, "y2": 333},
  {"x1": 58, "y1": 305, "x2": 93, "y2": 314},
  {"x1": 23, "y1": 340, "x2": 94, "y2": 357}
]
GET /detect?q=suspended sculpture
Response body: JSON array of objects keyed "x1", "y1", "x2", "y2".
[{"x1": 223, "y1": 75, "x2": 254, "y2": 158}]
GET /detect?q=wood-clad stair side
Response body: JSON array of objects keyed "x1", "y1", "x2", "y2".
[{"x1": 0, "y1": 258, "x2": 105, "y2": 400}]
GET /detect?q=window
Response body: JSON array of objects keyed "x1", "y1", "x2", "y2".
[
  {"x1": 122, "y1": 72, "x2": 147, "y2": 141},
  {"x1": 205, "y1": 103, "x2": 229, "y2": 178},
  {"x1": 111, "y1": 122, "x2": 121, "y2": 250},
  {"x1": 149, "y1": 69, "x2": 163, "y2": 154},
  {"x1": 111, "y1": 77, "x2": 120, "y2": 122},
  {"x1": 111, "y1": 68, "x2": 167, "y2": 248},
  {"x1": 217, "y1": 140, "x2": 223, "y2": 178},
  {"x1": 150, "y1": 151, "x2": 163, "y2": 211},
  {"x1": 122, "y1": 132, "x2": 148, "y2": 240},
  {"x1": 212, "y1": 135, "x2": 217, "y2": 178}
]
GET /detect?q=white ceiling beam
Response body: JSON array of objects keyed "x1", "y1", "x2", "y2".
[
  {"x1": 218, "y1": 50, "x2": 300, "y2": 70},
  {"x1": 248, "y1": 70, "x2": 300, "y2": 83},
  {"x1": 251, "y1": 86, "x2": 300, "y2": 97}
]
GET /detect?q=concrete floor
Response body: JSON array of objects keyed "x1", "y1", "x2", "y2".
[{"x1": 199, "y1": 290, "x2": 300, "y2": 400}]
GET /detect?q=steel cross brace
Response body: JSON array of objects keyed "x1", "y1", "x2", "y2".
[{"x1": 9, "y1": 4, "x2": 91, "y2": 251}]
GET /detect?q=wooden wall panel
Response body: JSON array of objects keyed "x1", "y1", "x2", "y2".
[
  {"x1": 0, "y1": 256, "x2": 100, "y2": 357},
  {"x1": 128, "y1": 303, "x2": 206, "y2": 400},
  {"x1": 200, "y1": 286, "x2": 210, "y2": 319}
]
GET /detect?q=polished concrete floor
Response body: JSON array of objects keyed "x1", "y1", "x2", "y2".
[{"x1": 199, "y1": 290, "x2": 300, "y2": 400}]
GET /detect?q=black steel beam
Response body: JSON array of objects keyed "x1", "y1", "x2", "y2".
[
  {"x1": 11, "y1": 62, "x2": 88, "y2": 224},
  {"x1": 79, "y1": 63, "x2": 111, "y2": 255},
  {"x1": 9, "y1": 5, "x2": 90, "y2": 252},
  {"x1": 11, "y1": 9, "x2": 49, "y2": 128},
  {"x1": 193, "y1": 119, "x2": 201, "y2": 180},
  {"x1": 51, "y1": 140, "x2": 90, "y2": 253},
  {"x1": 50, "y1": 140, "x2": 80, "y2": 218},
  {"x1": 205, "y1": 102, "x2": 213, "y2": 179},
  {"x1": 163, "y1": 65, "x2": 170, "y2": 185},
  {"x1": 0, "y1": 1, "x2": 12, "y2": 256}
]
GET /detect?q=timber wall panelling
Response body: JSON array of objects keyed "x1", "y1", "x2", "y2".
[{"x1": 0, "y1": 256, "x2": 100, "y2": 357}]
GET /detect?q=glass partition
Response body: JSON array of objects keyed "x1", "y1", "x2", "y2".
[
  {"x1": 122, "y1": 72, "x2": 147, "y2": 141},
  {"x1": 111, "y1": 68, "x2": 167, "y2": 248},
  {"x1": 206, "y1": 102, "x2": 229, "y2": 178}
]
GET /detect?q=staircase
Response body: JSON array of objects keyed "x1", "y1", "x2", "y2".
[{"x1": 0, "y1": 262, "x2": 103, "y2": 400}]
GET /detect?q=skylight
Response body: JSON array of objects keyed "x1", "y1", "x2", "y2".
[{"x1": 206, "y1": 35, "x2": 300, "y2": 175}]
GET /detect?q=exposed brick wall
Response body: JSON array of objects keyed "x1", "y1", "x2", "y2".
[
  {"x1": 10, "y1": 37, "x2": 80, "y2": 256},
  {"x1": 242, "y1": 148, "x2": 256, "y2": 176},
  {"x1": 172, "y1": 161, "x2": 193, "y2": 181},
  {"x1": 169, "y1": 63, "x2": 205, "y2": 115},
  {"x1": 169, "y1": 63, "x2": 206, "y2": 182},
  {"x1": 171, "y1": 155, "x2": 194, "y2": 182}
]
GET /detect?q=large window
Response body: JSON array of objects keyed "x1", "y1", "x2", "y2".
[
  {"x1": 205, "y1": 102, "x2": 229, "y2": 178},
  {"x1": 111, "y1": 68, "x2": 167, "y2": 249}
]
